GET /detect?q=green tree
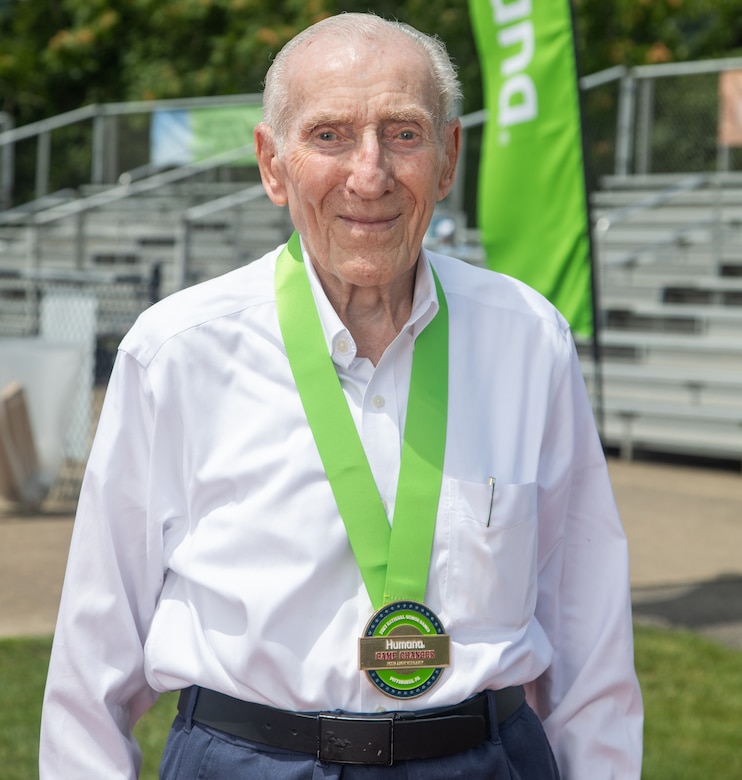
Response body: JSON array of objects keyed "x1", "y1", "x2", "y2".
[
  {"x1": 4, "y1": 0, "x2": 742, "y2": 127},
  {"x1": 0, "y1": 0, "x2": 70, "y2": 121},
  {"x1": 3, "y1": 0, "x2": 742, "y2": 200},
  {"x1": 573, "y1": 0, "x2": 742, "y2": 76},
  {"x1": 0, "y1": 0, "x2": 333, "y2": 124}
]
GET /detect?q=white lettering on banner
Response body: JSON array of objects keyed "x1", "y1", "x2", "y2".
[
  {"x1": 499, "y1": 20, "x2": 534, "y2": 76},
  {"x1": 490, "y1": 0, "x2": 538, "y2": 132},
  {"x1": 499, "y1": 74, "x2": 537, "y2": 127},
  {"x1": 492, "y1": 0, "x2": 531, "y2": 25}
]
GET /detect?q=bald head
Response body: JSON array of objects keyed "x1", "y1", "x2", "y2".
[{"x1": 262, "y1": 14, "x2": 461, "y2": 149}]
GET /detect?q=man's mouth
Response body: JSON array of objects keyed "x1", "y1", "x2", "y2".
[{"x1": 340, "y1": 214, "x2": 399, "y2": 231}]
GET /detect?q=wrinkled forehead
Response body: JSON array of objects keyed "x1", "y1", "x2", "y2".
[{"x1": 283, "y1": 30, "x2": 438, "y2": 115}]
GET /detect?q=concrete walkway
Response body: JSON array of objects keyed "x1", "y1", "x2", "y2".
[
  {"x1": 1, "y1": 458, "x2": 741, "y2": 647},
  {"x1": 610, "y1": 458, "x2": 742, "y2": 650}
]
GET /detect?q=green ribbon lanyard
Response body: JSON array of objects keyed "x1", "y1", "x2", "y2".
[{"x1": 275, "y1": 232, "x2": 449, "y2": 610}]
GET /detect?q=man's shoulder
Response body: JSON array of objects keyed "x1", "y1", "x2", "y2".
[
  {"x1": 427, "y1": 250, "x2": 569, "y2": 333},
  {"x1": 120, "y1": 245, "x2": 281, "y2": 364}
]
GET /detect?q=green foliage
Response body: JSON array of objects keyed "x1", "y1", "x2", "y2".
[
  {"x1": 0, "y1": 0, "x2": 70, "y2": 120},
  {"x1": 0, "y1": 0, "x2": 331, "y2": 124},
  {"x1": 2, "y1": 0, "x2": 742, "y2": 127},
  {"x1": 572, "y1": 0, "x2": 742, "y2": 75}
]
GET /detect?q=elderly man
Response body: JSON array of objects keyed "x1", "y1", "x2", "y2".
[{"x1": 40, "y1": 13, "x2": 642, "y2": 779}]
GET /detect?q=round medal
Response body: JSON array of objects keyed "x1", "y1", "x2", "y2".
[{"x1": 358, "y1": 601, "x2": 450, "y2": 699}]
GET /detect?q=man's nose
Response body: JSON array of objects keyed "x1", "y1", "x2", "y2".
[{"x1": 346, "y1": 135, "x2": 393, "y2": 198}]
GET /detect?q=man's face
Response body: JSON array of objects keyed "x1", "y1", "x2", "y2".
[{"x1": 256, "y1": 32, "x2": 460, "y2": 293}]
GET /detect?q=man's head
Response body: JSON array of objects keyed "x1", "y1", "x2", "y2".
[
  {"x1": 262, "y1": 14, "x2": 462, "y2": 152},
  {"x1": 255, "y1": 13, "x2": 462, "y2": 299}
]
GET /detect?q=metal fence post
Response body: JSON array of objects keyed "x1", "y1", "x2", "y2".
[
  {"x1": 717, "y1": 144, "x2": 730, "y2": 173},
  {"x1": 105, "y1": 114, "x2": 119, "y2": 184},
  {"x1": 92, "y1": 106, "x2": 105, "y2": 186},
  {"x1": 27, "y1": 220, "x2": 41, "y2": 333},
  {"x1": 0, "y1": 111, "x2": 14, "y2": 209},
  {"x1": 615, "y1": 72, "x2": 636, "y2": 177},
  {"x1": 75, "y1": 210, "x2": 86, "y2": 269},
  {"x1": 712, "y1": 173, "x2": 723, "y2": 267},
  {"x1": 179, "y1": 216, "x2": 191, "y2": 291},
  {"x1": 36, "y1": 130, "x2": 51, "y2": 199},
  {"x1": 636, "y1": 76, "x2": 655, "y2": 175}
]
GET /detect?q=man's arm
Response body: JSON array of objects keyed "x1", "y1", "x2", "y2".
[
  {"x1": 528, "y1": 339, "x2": 644, "y2": 778},
  {"x1": 40, "y1": 351, "x2": 163, "y2": 779}
]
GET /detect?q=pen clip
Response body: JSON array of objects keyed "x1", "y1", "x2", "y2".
[{"x1": 487, "y1": 477, "x2": 496, "y2": 527}]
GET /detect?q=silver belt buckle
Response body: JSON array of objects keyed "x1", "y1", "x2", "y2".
[{"x1": 317, "y1": 713, "x2": 394, "y2": 765}]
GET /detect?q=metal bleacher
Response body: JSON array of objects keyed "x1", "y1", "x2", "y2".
[
  {"x1": 1, "y1": 110, "x2": 742, "y2": 494},
  {"x1": 0, "y1": 145, "x2": 293, "y2": 503},
  {"x1": 0, "y1": 149, "x2": 293, "y2": 337},
  {"x1": 582, "y1": 174, "x2": 742, "y2": 467}
]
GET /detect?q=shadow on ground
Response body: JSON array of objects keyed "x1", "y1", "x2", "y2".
[{"x1": 632, "y1": 574, "x2": 742, "y2": 650}]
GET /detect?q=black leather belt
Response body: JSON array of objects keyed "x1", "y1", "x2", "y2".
[{"x1": 178, "y1": 685, "x2": 525, "y2": 766}]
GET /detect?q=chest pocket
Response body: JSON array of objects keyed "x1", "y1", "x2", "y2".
[{"x1": 444, "y1": 479, "x2": 539, "y2": 634}]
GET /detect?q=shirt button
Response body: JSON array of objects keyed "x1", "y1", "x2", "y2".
[
  {"x1": 336, "y1": 338, "x2": 350, "y2": 354},
  {"x1": 372, "y1": 394, "x2": 385, "y2": 409}
]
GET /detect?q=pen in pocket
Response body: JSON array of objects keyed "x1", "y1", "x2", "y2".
[{"x1": 487, "y1": 476, "x2": 496, "y2": 527}]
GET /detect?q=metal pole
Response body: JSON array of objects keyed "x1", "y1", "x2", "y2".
[
  {"x1": 178, "y1": 217, "x2": 191, "y2": 291},
  {"x1": 36, "y1": 130, "x2": 51, "y2": 199},
  {"x1": 0, "y1": 112, "x2": 14, "y2": 209},
  {"x1": 75, "y1": 210, "x2": 86, "y2": 269},
  {"x1": 717, "y1": 145, "x2": 730, "y2": 173},
  {"x1": 92, "y1": 107, "x2": 105, "y2": 185},
  {"x1": 615, "y1": 73, "x2": 636, "y2": 177},
  {"x1": 27, "y1": 221, "x2": 41, "y2": 333},
  {"x1": 590, "y1": 220, "x2": 608, "y2": 438},
  {"x1": 106, "y1": 115, "x2": 119, "y2": 183},
  {"x1": 712, "y1": 173, "x2": 723, "y2": 268},
  {"x1": 636, "y1": 77, "x2": 654, "y2": 175}
]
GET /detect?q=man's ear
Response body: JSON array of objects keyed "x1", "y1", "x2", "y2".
[
  {"x1": 255, "y1": 123, "x2": 288, "y2": 207},
  {"x1": 437, "y1": 119, "x2": 462, "y2": 201}
]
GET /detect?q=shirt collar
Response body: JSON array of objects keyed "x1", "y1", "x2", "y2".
[{"x1": 298, "y1": 237, "x2": 440, "y2": 369}]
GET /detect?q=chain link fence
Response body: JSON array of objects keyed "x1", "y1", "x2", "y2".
[
  {"x1": 584, "y1": 58, "x2": 742, "y2": 181},
  {"x1": 0, "y1": 270, "x2": 156, "y2": 510},
  {"x1": 634, "y1": 71, "x2": 723, "y2": 175}
]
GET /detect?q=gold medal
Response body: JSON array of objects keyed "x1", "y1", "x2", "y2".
[{"x1": 359, "y1": 601, "x2": 450, "y2": 699}]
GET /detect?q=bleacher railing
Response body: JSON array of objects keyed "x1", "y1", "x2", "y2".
[
  {"x1": 0, "y1": 94, "x2": 262, "y2": 207},
  {"x1": 3, "y1": 59, "x2": 742, "y2": 506}
]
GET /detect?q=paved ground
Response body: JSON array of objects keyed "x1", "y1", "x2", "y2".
[{"x1": 1, "y1": 457, "x2": 741, "y2": 647}]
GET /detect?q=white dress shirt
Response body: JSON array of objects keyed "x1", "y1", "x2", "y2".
[{"x1": 40, "y1": 242, "x2": 643, "y2": 778}]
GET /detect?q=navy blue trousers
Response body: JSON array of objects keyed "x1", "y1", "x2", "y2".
[{"x1": 159, "y1": 691, "x2": 561, "y2": 779}]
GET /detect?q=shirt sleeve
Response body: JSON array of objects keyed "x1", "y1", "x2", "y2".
[
  {"x1": 40, "y1": 350, "x2": 164, "y2": 779},
  {"x1": 526, "y1": 335, "x2": 644, "y2": 778}
]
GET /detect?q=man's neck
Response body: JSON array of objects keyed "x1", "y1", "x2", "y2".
[{"x1": 316, "y1": 265, "x2": 417, "y2": 365}]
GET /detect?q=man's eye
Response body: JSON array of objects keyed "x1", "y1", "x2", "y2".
[
  {"x1": 317, "y1": 131, "x2": 337, "y2": 142},
  {"x1": 397, "y1": 130, "x2": 417, "y2": 141}
]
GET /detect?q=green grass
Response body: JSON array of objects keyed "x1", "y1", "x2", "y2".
[
  {"x1": 2, "y1": 625, "x2": 741, "y2": 778},
  {"x1": 636, "y1": 625, "x2": 742, "y2": 779}
]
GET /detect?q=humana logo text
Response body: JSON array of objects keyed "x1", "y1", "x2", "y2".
[{"x1": 385, "y1": 639, "x2": 425, "y2": 650}]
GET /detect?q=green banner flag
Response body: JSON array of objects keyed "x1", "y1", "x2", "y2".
[
  {"x1": 468, "y1": 0, "x2": 594, "y2": 337},
  {"x1": 151, "y1": 105, "x2": 262, "y2": 167}
]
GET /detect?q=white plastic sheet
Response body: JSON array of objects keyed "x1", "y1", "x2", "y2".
[{"x1": 0, "y1": 339, "x2": 84, "y2": 495}]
